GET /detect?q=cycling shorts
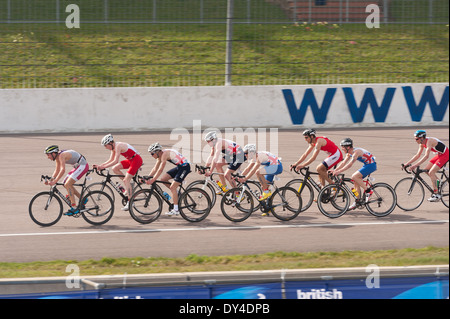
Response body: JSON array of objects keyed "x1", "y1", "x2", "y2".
[
  {"x1": 262, "y1": 162, "x2": 283, "y2": 183},
  {"x1": 64, "y1": 163, "x2": 89, "y2": 183},
  {"x1": 167, "y1": 164, "x2": 191, "y2": 183},
  {"x1": 358, "y1": 162, "x2": 377, "y2": 178},
  {"x1": 322, "y1": 148, "x2": 343, "y2": 169},
  {"x1": 120, "y1": 154, "x2": 143, "y2": 176},
  {"x1": 430, "y1": 148, "x2": 449, "y2": 168}
]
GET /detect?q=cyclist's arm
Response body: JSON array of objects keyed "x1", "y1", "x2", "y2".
[
  {"x1": 335, "y1": 151, "x2": 359, "y2": 174},
  {"x1": 404, "y1": 144, "x2": 424, "y2": 167},
  {"x1": 292, "y1": 144, "x2": 314, "y2": 167},
  {"x1": 51, "y1": 153, "x2": 67, "y2": 184},
  {"x1": 300, "y1": 142, "x2": 322, "y2": 167},
  {"x1": 241, "y1": 161, "x2": 258, "y2": 180},
  {"x1": 411, "y1": 144, "x2": 432, "y2": 168},
  {"x1": 333, "y1": 153, "x2": 352, "y2": 173}
]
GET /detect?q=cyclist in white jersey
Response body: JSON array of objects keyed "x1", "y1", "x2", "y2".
[
  {"x1": 146, "y1": 143, "x2": 192, "y2": 216},
  {"x1": 203, "y1": 131, "x2": 244, "y2": 191},
  {"x1": 332, "y1": 138, "x2": 377, "y2": 210},
  {"x1": 239, "y1": 144, "x2": 283, "y2": 201},
  {"x1": 44, "y1": 145, "x2": 89, "y2": 216}
]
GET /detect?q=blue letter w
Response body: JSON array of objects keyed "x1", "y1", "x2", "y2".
[
  {"x1": 343, "y1": 87, "x2": 396, "y2": 123},
  {"x1": 402, "y1": 86, "x2": 449, "y2": 122},
  {"x1": 282, "y1": 88, "x2": 337, "y2": 124}
]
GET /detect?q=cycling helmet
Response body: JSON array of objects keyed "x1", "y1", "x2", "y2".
[
  {"x1": 302, "y1": 129, "x2": 316, "y2": 137},
  {"x1": 101, "y1": 134, "x2": 114, "y2": 146},
  {"x1": 148, "y1": 142, "x2": 163, "y2": 153},
  {"x1": 243, "y1": 144, "x2": 257, "y2": 154},
  {"x1": 340, "y1": 138, "x2": 353, "y2": 147},
  {"x1": 44, "y1": 145, "x2": 59, "y2": 154},
  {"x1": 204, "y1": 131, "x2": 217, "y2": 142},
  {"x1": 414, "y1": 130, "x2": 426, "y2": 138}
]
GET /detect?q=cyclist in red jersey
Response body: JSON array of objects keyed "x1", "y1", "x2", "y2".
[
  {"x1": 94, "y1": 134, "x2": 143, "y2": 210},
  {"x1": 291, "y1": 129, "x2": 343, "y2": 187},
  {"x1": 404, "y1": 130, "x2": 449, "y2": 202}
]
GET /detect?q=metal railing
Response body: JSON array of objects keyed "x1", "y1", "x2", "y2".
[{"x1": 0, "y1": 0, "x2": 448, "y2": 88}]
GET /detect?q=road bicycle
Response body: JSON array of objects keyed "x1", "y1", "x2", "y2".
[
  {"x1": 29, "y1": 170, "x2": 114, "y2": 227},
  {"x1": 128, "y1": 177, "x2": 212, "y2": 224},
  {"x1": 316, "y1": 173, "x2": 397, "y2": 218},
  {"x1": 87, "y1": 167, "x2": 146, "y2": 206},
  {"x1": 188, "y1": 165, "x2": 263, "y2": 211},
  {"x1": 220, "y1": 173, "x2": 302, "y2": 222},
  {"x1": 285, "y1": 167, "x2": 325, "y2": 212},
  {"x1": 395, "y1": 164, "x2": 449, "y2": 210}
]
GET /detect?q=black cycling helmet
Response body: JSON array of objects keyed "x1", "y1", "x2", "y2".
[
  {"x1": 340, "y1": 138, "x2": 353, "y2": 147},
  {"x1": 302, "y1": 129, "x2": 316, "y2": 137}
]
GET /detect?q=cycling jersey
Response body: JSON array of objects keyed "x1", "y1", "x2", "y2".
[
  {"x1": 166, "y1": 149, "x2": 190, "y2": 166},
  {"x1": 120, "y1": 143, "x2": 143, "y2": 176},
  {"x1": 121, "y1": 144, "x2": 140, "y2": 160},
  {"x1": 315, "y1": 136, "x2": 339, "y2": 155},
  {"x1": 425, "y1": 137, "x2": 448, "y2": 155},
  {"x1": 257, "y1": 151, "x2": 281, "y2": 166},
  {"x1": 353, "y1": 148, "x2": 376, "y2": 165},
  {"x1": 60, "y1": 150, "x2": 89, "y2": 182},
  {"x1": 60, "y1": 150, "x2": 87, "y2": 167}
]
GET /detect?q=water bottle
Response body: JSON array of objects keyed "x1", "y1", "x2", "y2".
[
  {"x1": 162, "y1": 191, "x2": 172, "y2": 201},
  {"x1": 116, "y1": 182, "x2": 125, "y2": 193},
  {"x1": 217, "y1": 181, "x2": 226, "y2": 192},
  {"x1": 351, "y1": 188, "x2": 359, "y2": 197},
  {"x1": 436, "y1": 180, "x2": 440, "y2": 190}
]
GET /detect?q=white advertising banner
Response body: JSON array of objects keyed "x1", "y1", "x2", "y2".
[{"x1": 0, "y1": 83, "x2": 448, "y2": 133}]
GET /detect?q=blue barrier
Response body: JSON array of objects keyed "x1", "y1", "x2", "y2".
[{"x1": 1, "y1": 275, "x2": 448, "y2": 299}]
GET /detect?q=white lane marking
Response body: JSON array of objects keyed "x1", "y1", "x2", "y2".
[{"x1": 0, "y1": 220, "x2": 448, "y2": 238}]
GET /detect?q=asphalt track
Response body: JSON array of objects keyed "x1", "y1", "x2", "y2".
[{"x1": 0, "y1": 127, "x2": 448, "y2": 263}]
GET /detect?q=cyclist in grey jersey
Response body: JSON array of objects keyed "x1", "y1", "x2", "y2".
[{"x1": 44, "y1": 145, "x2": 89, "y2": 215}]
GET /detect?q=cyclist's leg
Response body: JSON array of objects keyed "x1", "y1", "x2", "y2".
[{"x1": 319, "y1": 149, "x2": 343, "y2": 186}]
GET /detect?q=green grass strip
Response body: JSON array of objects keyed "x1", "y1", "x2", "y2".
[{"x1": 0, "y1": 246, "x2": 447, "y2": 278}]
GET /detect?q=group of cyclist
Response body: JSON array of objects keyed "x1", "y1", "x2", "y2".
[{"x1": 44, "y1": 129, "x2": 448, "y2": 217}]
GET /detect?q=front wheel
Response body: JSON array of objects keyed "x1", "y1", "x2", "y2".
[
  {"x1": 80, "y1": 191, "x2": 115, "y2": 225},
  {"x1": 270, "y1": 187, "x2": 302, "y2": 221},
  {"x1": 220, "y1": 188, "x2": 254, "y2": 222},
  {"x1": 365, "y1": 183, "x2": 397, "y2": 217},
  {"x1": 394, "y1": 177, "x2": 424, "y2": 211},
  {"x1": 29, "y1": 192, "x2": 63, "y2": 227},
  {"x1": 317, "y1": 184, "x2": 350, "y2": 218}
]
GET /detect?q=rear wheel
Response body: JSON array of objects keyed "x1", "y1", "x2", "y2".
[
  {"x1": 178, "y1": 188, "x2": 212, "y2": 222},
  {"x1": 317, "y1": 184, "x2": 349, "y2": 218},
  {"x1": 365, "y1": 183, "x2": 397, "y2": 217},
  {"x1": 80, "y1": 191, "x2": 115, "y2": 225},
  {"x1": 270, "y1": 187, "x2": 302, "y2": 221},
  {"x1": 129, "y1": 189, "x2": 163, "y2": 224}
]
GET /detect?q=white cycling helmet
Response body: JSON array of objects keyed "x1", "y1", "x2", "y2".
[
  {"x1": 148, "y1": 142, "x2": 163, "y2": 153},
  {"x1": 101, "y1": 134, "x2": 114, "y2": 146},
  {"x1": 204, "y1": 131, "x2": 217, "y2": 142},
  {"x1": 243, "y1": 144, "x2": 257, "y2": 154}
]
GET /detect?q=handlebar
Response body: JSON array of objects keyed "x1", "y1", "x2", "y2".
[
  {"x1": 401, "y1": 164, "x2": 428, "y2": 175},
  {"x1": 195, "y1": 164, "x2": 210, "y2": 175}
]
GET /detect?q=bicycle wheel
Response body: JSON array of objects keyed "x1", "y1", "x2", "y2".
[
  {"x1": 220, "y1": 188, "x2": 254, "y2": 222},
  {"x1": 317, "y1": 184, "x2": 350, "y2": 218},
  {"x1": 365, "y1": 183, "x2": 397, "y2": 217},
  {"x1": 394, "y1": 177, "x2": 424, "y2": 211},
  {"x1": 285, "y1": 179, "x2": 314, "y2": 212},
  {"x1": 178, "y1": 188, "x2": 212, "y2": 222},
  {"x1": 440, "y1": 180, "x2": 449, "y2": 208},
  {"x1": 270, "y1": 187, "x2": 302, "y2": 221},
  {"x1": 86, "y1": 182, "x2": 115, "y2": 203},
  {"x1": 29, "y1": 192, "x2": 63, "y2": 227},
  {"x1": 80, "y1": 191, "x2": 115, "y2": 225},
  {"x1": 129, "y1": 189, "x2": 163, "y2": 224},
  {"x1": 186, "y1": 180, "x2": 217, "y2": 207}
]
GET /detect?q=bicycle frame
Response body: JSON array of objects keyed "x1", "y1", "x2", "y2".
[
  {"x1": 94, "y1": 168, "x2": 145, "y2": 201},
  {"x1": 401, "y1": 164, "x2": 449, "y2": 195},
  {"x1": 41, "y1": 170, "x2": 92, "y2": 210},
  {"x1": 195, "y1": 165, "x2": 226, "y2": 193},
  {"x1": 294, "y1": 167, "x2": 322, "y2": 194}
]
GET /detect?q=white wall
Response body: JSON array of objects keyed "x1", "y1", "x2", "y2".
[{"x1": 0, "y1": 83, "x2": 448, "y2": 133}]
